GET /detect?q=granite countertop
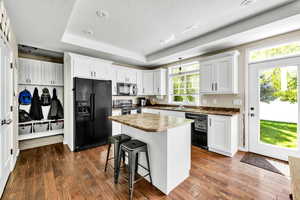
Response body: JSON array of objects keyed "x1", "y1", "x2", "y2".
[
  {"x1": 109, "y1": 113, "x2": 193, "y2": 132},
  {"x1": 144, "y1": 105, "x2": 240, "y2": 116}
]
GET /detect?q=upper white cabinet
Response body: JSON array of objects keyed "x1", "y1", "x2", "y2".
[
  {"x1": 116, "y1": 67, "x2": 137, "y2": 84},
  {"x1": 200, "y1": 51, "x2": 239, "y2": 94},
  {"x1": 73, "y1": 55, "x2": 112, "y2": 80},
  {"x1": 136, "y1": 70, "x2": 144, "y2": 95},
  {"x1": 208, "y1": 115, "x2": 238, "y2": 157},
  {"x1": 18, "y1": 58, "x2": 63, "y2": 86},
  {"x1": 142, "y1": 71, "x2": 154, "y2": 95},
  {"x1": 153, "y1": 69, "x2": 167, "y2": 95}
]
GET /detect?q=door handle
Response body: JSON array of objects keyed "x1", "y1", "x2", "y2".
[{"x1": 5, "y1": 119, "x2": 12, "y2": 125}]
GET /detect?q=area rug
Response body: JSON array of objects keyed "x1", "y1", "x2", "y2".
[{"x1": 240, "y1": 153, "x2": 284, "y2": 175}]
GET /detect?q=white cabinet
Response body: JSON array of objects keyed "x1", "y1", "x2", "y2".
[
  {"x1": 112, "y1": 109, "x2": 122, "y2": 136},
  {"x1": 200, "y1": 51, "x2": 239, "y2": 94},
  {"x1": 73, "y1": 56, "x2": 112, "y2": 80},
  {"x1": 18, "y1": 58, "x2": 63, "y2": 86},
  {"x1": 136, "y1": 70, "x2": 144, "y2": 95},
  {"x1": 153, "y1": 69, "x2": 167, "y2": 95},
  {"x1": 208, "y1": 115, "x2": 238, "y2": 157},
  {"x1": 108, "y1": 65, "x2": 118, "y2": 95},
  {"x1": 159, "y1": 110, "x2": 185, "y2": 118},
  {"x1": 116, "y1": 67, "x2": 137, "y2": 84},
  {"x1": 142, "y1": 71, "x2": 154, "y2": 95}
]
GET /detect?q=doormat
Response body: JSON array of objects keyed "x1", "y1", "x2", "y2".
[{"x1": 240, "y1": 153, "x2": 284, "y2": 175}]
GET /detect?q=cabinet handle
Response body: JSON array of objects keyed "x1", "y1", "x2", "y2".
[
  {"x1": 143, "y1": 88, "x2": 145, "y2": 93},
  {"x1": 91, "y1": 71, "x2": 93, "y2": 77},
  {"x1": 94, "y1": 72, "x2": 96, "y2": 77},
  {"x1": 212, "y1": 83, "x2": 214, "y2": 91},
  {"x1": 215, "y1": 83, "x2": 217, "y2": 91},
  {"x1": 209, "y1": 118, "x2": 212, "y2": 127}
]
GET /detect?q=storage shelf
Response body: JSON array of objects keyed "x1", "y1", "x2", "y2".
[
  {"x1": 18, "y1": 119, "x2": 64, "y2": 125},
  {"x1": 18, "y1": 129, "x2": 64, "y2": 141}
]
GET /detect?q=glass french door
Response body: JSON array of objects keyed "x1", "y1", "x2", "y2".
[{"x1": 249, "y1": 56, "x2": 300, "y2": 161}]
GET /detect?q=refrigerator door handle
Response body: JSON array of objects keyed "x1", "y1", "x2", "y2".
[
  {"x1": 92, "y1": 93, "x2": 96, "y2": 121},
  {"x1": 90, "y1": 94, "x2": 94, "y2": 121}
]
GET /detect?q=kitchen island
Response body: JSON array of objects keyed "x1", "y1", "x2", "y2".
[{"x1": 109, "y1": 113, "x2": 193, "y2": 195}]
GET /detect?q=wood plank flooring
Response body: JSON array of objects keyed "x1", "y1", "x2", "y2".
[{"x1": 2, "y1": 143, "x2": 291, "y2": 200}]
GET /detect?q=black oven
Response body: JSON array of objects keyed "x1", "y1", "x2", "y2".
[{"x1": 185, "y1": 113, "x2": 208, "y2": 150}]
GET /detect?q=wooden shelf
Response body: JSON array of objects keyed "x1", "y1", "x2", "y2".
[{"x1": 18, "y1": 129, "x2": 64, "y2": 141}]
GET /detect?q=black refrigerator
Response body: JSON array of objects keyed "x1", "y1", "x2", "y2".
[{"x1": 74, "y1": 77, "x2": 112, "y2": 151}]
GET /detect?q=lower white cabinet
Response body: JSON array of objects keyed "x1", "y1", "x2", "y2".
[
  {"x1": 208, "y1": 115, "x2": 238, "y2": 157},
  {"x1": 112, "y1": 110, "x2": 122, "y2": 136}
]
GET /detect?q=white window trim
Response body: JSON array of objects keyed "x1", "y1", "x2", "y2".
[{"x1": 167, "y1": 61, "x2": 200, "y2": 106}]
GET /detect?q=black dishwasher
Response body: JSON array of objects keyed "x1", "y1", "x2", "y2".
[{"x1": 185, "y1": 113, "x2": 208, "y2": 150}]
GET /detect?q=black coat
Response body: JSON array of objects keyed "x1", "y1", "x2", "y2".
[
  {"x1": 29, "y1": 88, "x2": 44, "y2": 120},
  {"x1": 48, "y1": 88, "x2": 64, "y2": 120}
]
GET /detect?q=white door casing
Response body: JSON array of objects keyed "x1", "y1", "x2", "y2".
[
  {"x1": 0, "y1": 40, "x2": 13, "y2": 198},
  {"x1": 249, "y1": 56, "x2": 300, "y2": 161}
]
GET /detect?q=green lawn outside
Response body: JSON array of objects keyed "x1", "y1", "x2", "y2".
[{"x1": 260, "y1": 120, "x2": 298, "y2": 148}]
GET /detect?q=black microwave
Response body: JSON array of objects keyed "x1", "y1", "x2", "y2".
[{"x1": 117, "y1": 83, "x2": 137, "y2": 96}]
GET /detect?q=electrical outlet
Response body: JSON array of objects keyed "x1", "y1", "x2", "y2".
[{"x1": 233, "y1": 99, "x2": 242, "y2": 106}]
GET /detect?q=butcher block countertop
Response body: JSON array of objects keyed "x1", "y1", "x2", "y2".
[{"x1": 109, "y1": 113, "x2": 193, "y2": 132}]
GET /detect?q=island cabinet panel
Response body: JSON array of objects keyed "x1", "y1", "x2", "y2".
[
  {"x1": 208, "y1": 115, "x2": 238, "y2": 157},
  {"x1": 112, "y1": 110, "x2": 121, "y2": 136},
  {"x1": 121, "y1": 123, "x2": 191, "y2": 195}
]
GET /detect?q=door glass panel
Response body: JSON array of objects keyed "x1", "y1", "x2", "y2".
[{"x1": 259, "y1": 66, "x2": 298, "y2": 149}]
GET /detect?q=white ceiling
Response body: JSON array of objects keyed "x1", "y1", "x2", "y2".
[{"x1": 4, "y1": 0, "x2": 300, "y2": 67}]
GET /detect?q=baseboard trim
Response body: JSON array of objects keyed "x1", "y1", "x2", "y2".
[{"x1": 19, "y1": 135, "x2": 64, "y2": 150}]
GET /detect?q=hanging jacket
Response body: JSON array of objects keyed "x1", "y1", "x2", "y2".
[
  {"x1": 41, "y1": 88, "x2": 51, "y2": 106},
  {"x1": 48, "y1": 88, "x2": 64, "y2": 119},
  {"x1": 19, "y1": 89, "x2": 32, "y2": 105},
  {"x1": 29, "y1": 88, "x2": 44, "y2": 120}
]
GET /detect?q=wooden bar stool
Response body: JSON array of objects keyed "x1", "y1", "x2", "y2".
[
  {"x1": 104, "y1": 134, "x2": 131, "y2": 183},
  {"x1": 116, "y1": 139, "x2": 152, "y2": 200}
]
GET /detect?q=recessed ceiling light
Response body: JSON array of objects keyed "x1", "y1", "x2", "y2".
[
  {"x1": 96, "y1": 9, "x2": 109, "y2": 18},
  {"x1": 240, "y1": 0, "x2": 257, "y2": 6},
  {"x1": 160, "y1": 34, "x2": 175, "y2": 45},
  {"x1": 83, "y1": 29, "x2": 94, "y2": 36}
]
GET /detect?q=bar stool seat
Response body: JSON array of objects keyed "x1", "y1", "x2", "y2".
[
  {"x1": 104, "y1": 134, "x2": 131, "y2": 183},
  {"x1": 116, "y1": 139, "x2": 152, "y2": 200}
]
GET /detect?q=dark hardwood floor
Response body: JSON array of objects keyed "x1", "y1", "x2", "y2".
[{"x1": 2, "y1": 143, "x2": 291, "y2": 200}]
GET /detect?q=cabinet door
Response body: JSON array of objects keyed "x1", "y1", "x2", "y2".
[
  {"x1": 142, "y1": 108, "x2": 160, "y2": 114},
  {"x1": 208, "y1": 116, "x2": 230, "y2": 153},
  {"x1": 73, "y1": 57, "x2": 92, "y2": 78},
  {"x1": 215, "y1": 58, "x2": 233, "y2": 93},
  {"x1": 108, "y1": 65, "x2": 117, "y2": 95},
  {"x1": 18, "y1": 58, "x2": 29, "y2": 84},
  {"x1": 153, "y1": 69, "x2": 166, "y2": 95},
  {"x1": 30, "y1": 59, "x2": 42, "y2": 85},
  {"x1": 136, "y1": 70, "x2": 143, "y2": 95},
  {"x1": 127, "y1": 69, "x2": 137, "y2": 84},
  {"x1": 116, "y1": 68, "x2": 127, "y2": 83},
  {"x1": 200, "y1": 62, "x2": 213, "y2": 93},
  {"x1": 142, "y1": 71, "x2": 154, "y2": 95},
  {"x1": 54, "y1": 63, "x2": 63, "y2": 85},
  {"x1": 92, "y1": 60, "x2": 109, "y2": 80}
]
